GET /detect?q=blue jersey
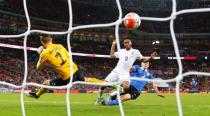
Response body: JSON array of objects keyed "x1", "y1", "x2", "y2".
[
  {"x1": 130, "y1": 65, "x2": 154, "y2": 92},
  {"x1": 191, "y1": 80, "x2": 198, "y2": 87}
]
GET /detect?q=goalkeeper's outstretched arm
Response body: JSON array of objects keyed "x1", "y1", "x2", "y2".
[
  {"x1": 36, "y1": 57, "x2": 45, "y2": 70},
  {"x1": 36, "y1": 46, "x2": 46, "y2": 70}
]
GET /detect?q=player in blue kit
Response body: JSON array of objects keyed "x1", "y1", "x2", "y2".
[
  {"x1": 103, "y1": 59, "x2": 164, "y2": 105},
  {"x1": 190, "y1": 78, "x2": 198, "y2": 93}
]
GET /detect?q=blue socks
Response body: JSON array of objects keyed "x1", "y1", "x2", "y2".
[{"x1": 107, "y1": 99, "x2": 119, "y2": 105}]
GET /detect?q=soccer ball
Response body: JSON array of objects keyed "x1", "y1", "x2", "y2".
[{"x1": 124, "y1": 12, "x2": 141, "y2": 30}]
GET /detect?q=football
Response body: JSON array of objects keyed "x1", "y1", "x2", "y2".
[{"x1": 124, "y1": 12, "x2": 141, "y2": 30}]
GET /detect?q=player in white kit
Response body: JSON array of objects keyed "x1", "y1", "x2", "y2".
[
  {"x1": 106, "y1": 39, "x2": 143, "y2": 84},
  {"x1": 96, "y1": 36, "x2": 157, "y2": 105}
]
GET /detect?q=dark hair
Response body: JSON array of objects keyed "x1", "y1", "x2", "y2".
[
  {"x1": 40, "y1": 34, "x2": 52, "y2": 43},
  {"x1": 141, "y1": 58, "x2": 149, "y2": 63},
  {"x1": 123, "y1": 35, "x2": 131, "y2": 40}
]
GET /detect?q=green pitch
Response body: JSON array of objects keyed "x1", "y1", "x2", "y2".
[{"x1": 0, "y1": 93, "x2": 210, "y2": 116}]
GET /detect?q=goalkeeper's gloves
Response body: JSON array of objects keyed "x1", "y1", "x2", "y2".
[{"x1": 37, "y1": 46, "x2": 44, "y2": 54}]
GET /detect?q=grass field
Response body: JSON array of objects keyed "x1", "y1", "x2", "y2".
[{"x1": 0, "y1": 93, "x2": 210, "y2": 116}]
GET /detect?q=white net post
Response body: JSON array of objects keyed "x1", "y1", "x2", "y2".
[
  {"x1": 66, "y1": 0, "x2": 74, "y2": 115},
  {"x1": 20, "y1": 0, "x2": 31, "y2": 116},
  {"x1": 0, "y1": 0, "x2": 210, "y2": 116},
  {"x1": 169, "y1": 0, "x2": 183, "y2": 115},
  {"x1": 115, "y1": 0, "x2": 123, "y2": 52}
]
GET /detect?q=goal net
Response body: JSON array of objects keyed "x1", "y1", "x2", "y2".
[{"x1": 0, "y1": 0, "x2": 210, "y2": 116}]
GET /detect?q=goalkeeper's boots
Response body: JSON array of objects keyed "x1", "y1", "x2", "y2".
[
  {"x1": 28, "y1": 91, "x2": 39, "y2": 99},
  {"x1": 27, "y1": 88, "x2": 40, "y2": 99}
]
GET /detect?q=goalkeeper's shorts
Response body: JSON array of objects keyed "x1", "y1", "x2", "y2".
[{"x1": 50, "y1": 69, "x2": 84, "y2": 86}]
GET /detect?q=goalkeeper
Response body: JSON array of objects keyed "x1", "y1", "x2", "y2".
[
  {"x1": 102, "y1": 59, "x2": 164, "y2": 106},
  {"x1": 28, "y1": 34, "x2": 104, "y2": 98}
]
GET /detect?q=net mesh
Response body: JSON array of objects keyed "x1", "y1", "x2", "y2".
[{"x1": 0, "y1": 0, "x2": 210, "y2": 116}]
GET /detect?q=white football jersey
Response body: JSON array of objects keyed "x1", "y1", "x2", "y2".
[{"x1": 113, "y1": 48, "x2": 143, "y2": 74}]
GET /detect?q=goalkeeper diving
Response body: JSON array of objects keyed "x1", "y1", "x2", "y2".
[
  {"x1": 100, "y1": 59, "x2": 164, "y2": 106},
  {"x1": 28, "y1": 34, "x2": 104, "y2": 98}
]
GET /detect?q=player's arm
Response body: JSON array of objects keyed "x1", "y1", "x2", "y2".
[
  {"x1": 110, "y1": 40, "x2": 117, "y2": 58},
  {"x1": 36, "y1": 57, "x2": 45, "y2": 70},
  {"x1": 140, "y1": 51, "x2": 158, "y2": 62},
  {"x1": 36, "y1": 46, "x2": 46, "y2": 70},
  {"x1": 152, "y1": 83, "x2": 165, "y2": 98},
  {"x1": 130, "y1": 65, "x2": 136, "y2": 72},
  {"x1": 149, "y1": 74, "x2": 165, "y2": 98}
]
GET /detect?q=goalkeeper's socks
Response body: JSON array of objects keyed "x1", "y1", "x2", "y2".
[
  {"x1": 86, "y1": 78, "x2": 105, "y2": 83},
  {"x1": 107, "y1": 99, "x2": 119, "y2": 105}
]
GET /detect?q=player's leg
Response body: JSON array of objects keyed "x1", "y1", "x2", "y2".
[
  {"x1": 29, "y1": 74, "x2": 72, "y2": 99},
  {"x1": 108, "y1": 79, "x2": 131, "y2": 101},
  {"x1": 109, "y1": 90, "x2": 128, "y2": 100},
  {"x1": 32, "y1": 69, "x2": 83, "y2": 98},
  {"x1": 122, "y1": 80, "x2": 130, "y2": 90},
  {"x1": 115, "y1": 74, "x2": 130, "y2": 94},
  {"x1": 105, "y1": 93, "x2": 131, "y2": 105},
  {"x1": 95, "y1": 71, "x2": 119, "y2": 105},
  {"x1": 28, "y1": 80, "x2": 50, "y2": 98},
  {"x1": 71, "y1": 69, "x2": 105, "y2": 83},
  {"x1": 28, "y1": 78, "x2": 70, "y2": 98},
  {"x1": 96, "y1": 74, "x2": 129, "y2": 105},
  {"x1": 35, "y1": 80, "x2": 50, "y2": 97},
  {"x1": 85, "y1": 77, "x2": 105, "y2": 83},
  {"x1": 99, "y1": 71, "x2": 119, "y2": 99},
  {"x1": 28, "y1": 69, "x2": 84, "y2": 99},
  {"x1": 105, "y1": 85, "x2": 140, "y2": 106}
]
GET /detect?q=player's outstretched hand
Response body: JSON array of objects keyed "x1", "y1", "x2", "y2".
[
  {"x1": 112, "y1": 40, "x2": 116, "y2": 45},
  {"x1": 157, "y1": 94, "x2": 165, "y2": 98},
  {"x1": 37, "y1": 46, "x2": 44, "y2": 54},
  {"x1": 150, "y1": 51, "x2": 158, "y2": 59}
]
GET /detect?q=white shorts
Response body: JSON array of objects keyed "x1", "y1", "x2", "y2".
[{"x1": 105, "y1": 71, "x2": 130, "y2": 83}]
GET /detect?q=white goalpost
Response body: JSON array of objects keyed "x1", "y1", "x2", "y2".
[{"x1": 0, "y1": 0, "x2": 210, "y2": 116}]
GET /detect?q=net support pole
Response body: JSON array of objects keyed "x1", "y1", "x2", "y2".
[
  {"x1": 20, "y1": 0, "x2": 31, "y2": 116},
  {"x1": 117, "y1": 84, "x2": 125, "y2": 116},
  {"x1": 66, "y1": 0, "x2": 74, "y2": 116},
  {"x1": 170, "y1": 0, "x2": 183, "y2": 115}
]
